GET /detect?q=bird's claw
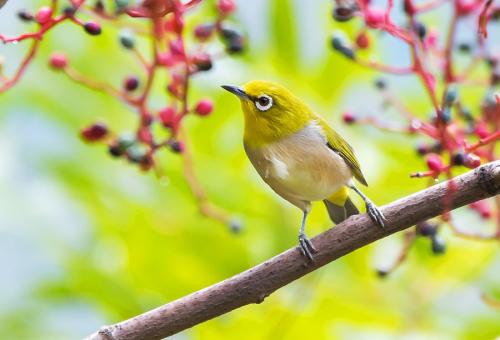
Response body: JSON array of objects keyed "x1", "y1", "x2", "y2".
[
  {"x1": 366, "y1": 200, "x2": 386, "y2": 228},
  {"x1": 298, "y1": 233, "x2": 316, "y2": 262}
]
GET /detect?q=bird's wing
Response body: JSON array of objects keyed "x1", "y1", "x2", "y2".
[{"x1": 317, "y1": 118, "x2": 368, "y2": 186}]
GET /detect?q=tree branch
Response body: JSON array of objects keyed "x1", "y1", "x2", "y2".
[{"x1": 86, "y1": 161, "x2": 500, "y2": 340}]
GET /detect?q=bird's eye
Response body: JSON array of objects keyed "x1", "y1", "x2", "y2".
[{"x1": 255, "y1": 95, "x2": 273, "y2": 112}]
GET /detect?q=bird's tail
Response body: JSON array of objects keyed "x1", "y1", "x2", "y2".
[{"x1": 323, "y1": 187, "x2": 359, "y2": 224}]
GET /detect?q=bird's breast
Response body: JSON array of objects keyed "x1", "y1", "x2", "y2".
[{"x1": 245, "y1": 122, "x2": 352, "y2": 203}]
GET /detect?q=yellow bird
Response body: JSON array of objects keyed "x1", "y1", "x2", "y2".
[{"x1": 222, "y1": 80, "x2": 385, "y2": 260}]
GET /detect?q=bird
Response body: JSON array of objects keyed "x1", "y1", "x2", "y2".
[{"x1": 222, "y1": 80, "x2": 385, "y2": 261}]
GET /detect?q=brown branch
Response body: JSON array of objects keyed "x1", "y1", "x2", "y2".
[{"x1": 86, "y1": 161, "x2": 500, "y2": 340}]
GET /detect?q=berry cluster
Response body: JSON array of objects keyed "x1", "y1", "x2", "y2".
[
  {"x1": 330, "y1": 0, "x2": 499, "y2": 270},
  {"x1": 0, "y1": 0, "x2": 244, "y2": 227}
]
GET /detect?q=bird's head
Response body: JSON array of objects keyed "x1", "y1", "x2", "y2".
[{"x1": 222, "y1": 80, "x2": 312, "y2": 146}]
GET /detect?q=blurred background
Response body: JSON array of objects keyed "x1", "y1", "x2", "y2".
[{"x1": 0, "y1": 0, "x2": 499, "y2": 339}]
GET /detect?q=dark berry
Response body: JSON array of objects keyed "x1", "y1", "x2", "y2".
[
  {"x1": 17, "y1": 9, "x2": 34, "y2": 22},
  {"x1": 416, "y1": 221, "x2": 437, "y2": 237},
  {"x1": 457, "y1": 42, "x2": 471, "y2": 53},
  {"x1": 119, "y1": 31, "x2": 135, "y2": 49},
  {"x1": 108, "y1": 143, "x2": 123, "y2": 157},
  {"x1": 374, "y1": 78, "x2": 387, "y2": 90},
  {"x1": 123, "y1": 76, "x2": 139, "y2": 91},
  {"x1": 192, "y1": 53, "x2": 213, "y2": 72},
  {"x1": 413, "y1": 21, "x2": 427, "y2": 39},
  {"x1": 332, "y1": 6, "x2": 355, "y2": 22},
  {"x1": 63, "y1": 6, "x2": 76, "y2": 16},
  {"x1": 170, "y1": 141, "x2": 185, "y2": 153},
  {"x1": 431, "y1": 235, "x2": 446, "y2": 255},
  {"x1": 81, "y1": 123, "x2": 108, "y2": 141},
  {"x1": 84, "y1": 22, "x2": 102, "y2": 35},
  {"x1": 452, "y1": 152, "x2": 465, "y2": 166}
]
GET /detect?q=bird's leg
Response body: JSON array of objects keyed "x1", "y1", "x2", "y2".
[
  {"x1": 348, "y1": 182, "x2": 386, "y2": 228},
  {"x1": 298, "y1": 210, "x2": 317, "y2": 261}
]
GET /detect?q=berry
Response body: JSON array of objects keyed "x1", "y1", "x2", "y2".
[
  {"x1": 463, "y1": 153, "x2": 481, "y2": 169},
  {"x1": 426, "y1": 154, "x2": 443, "y2": 172},
  {"x1": 81, "y1": 122, "x2": 108, "y2": 142},
  {"x1": 192, "y1": 53, "x2": 213, "y2": 72},
  {"x1": 416, "y1": 221, "x2": 437, "y2": 237},
  {"x1": 159, "y1": 107, "x2": 177, "y2": 128},
  {"x1": 17, "y1": 9, "x2": 34, "y2": 22},
  {"x1": 355, "y1": 32, "x2": 370, "y2": 49},
  {"x1": 138, "y1": 127, "x2": 153, "y2": 144},
  {"x1": 404, "y1": 0, "x2": 416, "y2": 15},
  {"x1": 217, "y1": 0, "x2": 236, "y2": 15},
  {"x1": 63, "y1": 6, "x2": 76, "y2": 16},
  {"x1": 332, "y1": 6, "x2": 355, "y2": 22},
  {"x1": 374, "y1": 78, "x2": 387, "y2": 90},
  {"x1": 119, "y1": 30, "x2": 135, "y2": 49},
  {"x1": 127, "y1": 145, "x2": 147, "y2": 163},
  {"x1": 431, "y1": 235, "x2": 446, "y2": 255},
  {"x1": 457, "y1": 42, "x2": 471, "y2": 53},
  {"x1": 228, "y1": 218, "x2": 243, "y2": 234},
  {"x1": 170, "y1": 140, "x2": 185, "y2": 153},
  {"x1": 194, "y1": 24, "x2": 214, "y2": 41},
  {"x1": 456, "y1": 0, "x2": 476, "y2": 16},
  {"x1": 413, "y1": 21, "x2": 427, "y2": 39},
  {"x1": 364, "y1": 7, "x2": 385, "y2": 28},
  {"x1": 452, "y1": 152, "x2": 465, "y2": 166},
  {"x1": 84, "y1": 22, "x2": 102, "y2": 35},
  {"x1": 35, "y1": 6, "x2": 53, "y2": 24},
  {"x1": 331, "y1": 35, "x2": 355, "y2": 60},
  {"x1": 49, "y1": 53, "x2": 68, "y2": 69},
  {"x1": 444, "y1": 87, "x2": 458, "y2": 107},
  {"x1": 342, "y1": 111, "x2": 356, "y2": 124},
  {"x1": 123, "y1": 76, "x2": 139, "y2": 91},
  {"x1": 118, "y1": 132, "x2": 136, "y2": 149},
  {"x1": 195, "y1": 99, "x2": 214, "y2": 116},
  {"x1": 416, "y1": 143, "x2": 429, "y2": 156},
  {"x1": 108, "y1": 143, "x2": 124, "y2": 157},
  {"x1": 376, "y1": 269, "x2": 389, "y2": 278}
]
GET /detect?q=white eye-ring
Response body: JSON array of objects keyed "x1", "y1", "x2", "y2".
[{"x1": 255, "y1": 94, "x2": 273, "y2": 111}]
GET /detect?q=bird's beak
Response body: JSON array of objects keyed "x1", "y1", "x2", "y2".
[{"x1": 221, "y1": 85, "x2": 249, "y2": 100}]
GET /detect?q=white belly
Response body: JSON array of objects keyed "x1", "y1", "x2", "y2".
[{"x1": 245, "y1": 122, "x2": 352, "y2": 204}]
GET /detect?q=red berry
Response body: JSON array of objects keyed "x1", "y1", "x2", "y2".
[
  {"x1": 217, "y1": 0, "x2": 236, "y2": 15},
  {"x1": 49, "y1": 52, "x2": 68, "y2": 69},
  {"x1": 195, "y1": 99, "x2": 214, "y2": 116},
  {"x1": 355, "y1": 32, "x2": 370, "y2": 49},
  {"x1": 456, "y1": 0, "x2": 477, "y2": 16},
  {"x1": 123, "y1": 76, "x2": 139, "y2": 91},
  {"x1": 159, "y1": 107, "x2": 177, "y2": 127},
  {"x1": 342, "y1": 111, "x2": 356, "y2": 124},
  {"x1": 137, "y1": 127, "x2": 153, "y2": 144},
  {"x1": 84, "y1": 22, "x2": 102, "y2": 35},
  {"x1": 81, "y1": 122, "x2": 108, "y2": 141},
  {"x1": 426, "y1": 153, "x2": 443, "y2": 172},
  {"x1": 463, "y1": 153, "x2": 481, "y2": 169},
  {"x1": 157, "y1": 52, "x2": 174, "y2": 67},
  {"x1": 194, "y1": 24, "x2": 214, "y2": 40},
  {"x1": 36, "y1": 6, "x2": 53, "y2": 24},
  {"x1": 364, "y1": 7, "x2": 385, "y2": 28}
]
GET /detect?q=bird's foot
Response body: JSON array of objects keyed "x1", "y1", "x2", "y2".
[
  {"x1": 366, "y1": 200, "x2": 386, "y2": 228},
  {"x1": 298, "y1": 233, "x2": 317, "y2": 262}
]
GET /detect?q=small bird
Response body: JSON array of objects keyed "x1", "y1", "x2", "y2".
[{"x1": 222, "y1": 80, "x2": 385, "y2": 261}]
